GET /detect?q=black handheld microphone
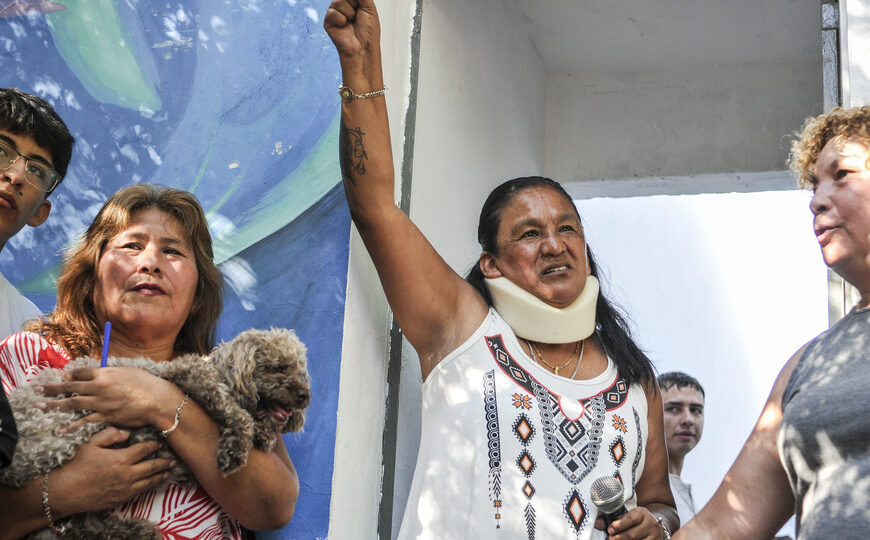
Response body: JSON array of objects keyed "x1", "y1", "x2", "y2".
[{"x1": 590, "y1": 476, "x2": 627, "y2": 532}]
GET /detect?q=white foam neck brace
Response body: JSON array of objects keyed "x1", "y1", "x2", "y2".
[{"x1": 485, "y1": 275, "x2": 599, "y2": 344}]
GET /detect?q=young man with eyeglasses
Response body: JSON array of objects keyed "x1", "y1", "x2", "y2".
[
  {"x1": 0, "y1": 88, "x2": 73, "y2": 468},
  {"x1": 0, "y1": 88, "x2": 74, "y2": 341}
]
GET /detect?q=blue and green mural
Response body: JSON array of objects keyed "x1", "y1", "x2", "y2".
[{"x1": 0, "y1": 1, "x2": 346, "y2": 537}]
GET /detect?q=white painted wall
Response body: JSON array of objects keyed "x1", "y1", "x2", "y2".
[
  {"x1": 574, "y1": 186, "x2": 828, "y2": 538},
  {"x1": 545, "y1": 61, "x2": 822, "y2": 183},
  {"x1": 332, "y1": 1, "x2": 827, "y2": 536},
  {"x1": 392, "y1": 0, "x2": 546, "y2": 535},
  {"x1": 328, "y1": 1, "x2": 417, "y2": 538},
  {"x1": 843, "y1": 0, "x2": 870, "y2": 106},
  {"x1": 408, "y1": 0, "x2": 546, "y2": 272}
]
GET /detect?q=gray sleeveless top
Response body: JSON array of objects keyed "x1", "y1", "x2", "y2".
[{"x1": 779, "y1": 307, "x2": 870, "y2": 538}]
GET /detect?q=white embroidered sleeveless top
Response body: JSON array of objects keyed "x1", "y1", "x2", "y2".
[{"x1": 398, "y1": 309, "x2": 649, "y2": 540}]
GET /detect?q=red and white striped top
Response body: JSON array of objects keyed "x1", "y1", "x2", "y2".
[{"x1": 0, "y1": 332, "x2": 243, "y2": 540}]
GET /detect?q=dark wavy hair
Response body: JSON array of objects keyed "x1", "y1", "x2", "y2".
[
  {"x1": 657, "y1": 371, "x2": 705, "y2": 398},
  {"x1": 30, "y1": 184, "x2": 223, "y2": 357},
  {"x1": 465, "y1": 176, "x2": 655, "y2": 386},
  {"x1": 0, "y1": 88, "x2": 75, "y2": 193}
]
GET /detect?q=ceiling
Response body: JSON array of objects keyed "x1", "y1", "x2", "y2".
[{"x1": 505, "y1": 0, "x2": 822, "y2": 74}]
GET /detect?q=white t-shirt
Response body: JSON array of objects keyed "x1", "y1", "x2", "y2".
[
  {"x1": 669, "y1": 473, "x2": 696, "y2": 526},
  {"x1": 398, "y1": 309, "x2": 650, "y2": 539},
  {"x1": 0, "y1": 271, "x2": 41, "y2": 341}
]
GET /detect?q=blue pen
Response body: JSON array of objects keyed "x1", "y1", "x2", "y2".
[{"x1": 100, "y1": 321, "x2": 111, "y2": 367}]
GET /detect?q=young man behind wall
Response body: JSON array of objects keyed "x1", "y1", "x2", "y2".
[{"x1": 658, "y1": 371, "x2": 706, "y2": 525}]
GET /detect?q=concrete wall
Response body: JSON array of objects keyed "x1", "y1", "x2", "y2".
[
  {"x1": 332, "y1": 1, "x2": 826, "y2": 536},
  {"x1": 391, "y1": 0, "x2": 546, "y2": 535},
  {"x1": 328, "y1": 2, "x2": 417, "y2": 538},
  {"x1": 545, "y1": 60, "x2": 823, "y2": 183},
  {"x1": 409, "y1": 0, "x2": 546, "y2": 272},
  {"x1": 843, "y1": 0, "x2": 870, "y2": 105},
  {"x1": 575, "y1": 187, "x2": 827, "y2": 540}
]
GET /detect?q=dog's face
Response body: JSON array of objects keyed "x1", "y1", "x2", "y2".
[
  {"x1": 250, "y1": 344, "x2": 311, "y2": 434},
  {"x1": 213, "y1": 328, "x2": 311, "y2": 433}
]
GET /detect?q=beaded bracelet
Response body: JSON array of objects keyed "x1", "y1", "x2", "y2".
[{"x1": 160, "y1": 394, "x2": 190, "y2": 438}]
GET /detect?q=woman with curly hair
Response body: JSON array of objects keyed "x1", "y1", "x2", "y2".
[
  {"x1": 675, "y1": 106, "x2": 870, "y2": 539},
  {"x1": 0, "y1": 184, "x2": 298, "y2": 539}
]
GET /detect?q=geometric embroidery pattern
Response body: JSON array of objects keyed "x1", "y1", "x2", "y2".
[
  {"x1": 558, "y1": 418, "x2": 586, "y2": 445},
  {"x1": 533, "y1": 377, "x2": 605, "y2": 485},
  {"x1": 603, "y1": 378, "x2": 629, "y2": 410},
  {"x1": 612, "y1": 413, "x2": 628, "y2": 433},
  {"x1": 513, "y1": 413, "x2": 535, "y2": 446},
  {"x1": 485, "y1": 335, "x2": 630, "y2": 413},
  {"x1": 563, "y1": 489, "x2": 588, "y2": 534},
  {"x1": 609, "y1": 436, "x2": 626, "y2": 467},
  {"x1": 525, "y1": 503, "x2": 536, "y2": 540},
  {"x1": 483, "y1": 370, "x2": 503, "y2": 528},
  {"x1": 523, "y1": 480, "x2": 536, "y2": 499},
  {"x1": 517, "y1": 449, "x2": 537, "y2": 477},
  {"x1": 630, "y1": 407, "x2": 643, "y2": 500},
  {"x1": 482, "y1": 334, "x2": 640, "y2": 537},
  {"x1": 513, "y1": 392, "x2": 533, "y2": 410},
  {"x1": 484, "y1": 334, "x2": 629, "y2": 492}
]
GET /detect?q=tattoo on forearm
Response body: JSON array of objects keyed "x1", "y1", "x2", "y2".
[{"x1": 339, "y1": 123, "x2": 367, "y2": 184}]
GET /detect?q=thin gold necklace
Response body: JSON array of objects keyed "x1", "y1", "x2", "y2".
[{"x1": 528, "y1": 339, "x2": 583, "y2": 376}]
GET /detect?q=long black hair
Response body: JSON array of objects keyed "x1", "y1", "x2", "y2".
[{"x1": 465, "y1": 176, "x2": 655, "y2": 386}]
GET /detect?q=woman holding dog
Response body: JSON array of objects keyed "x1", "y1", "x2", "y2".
[
  {"x1": 0, "y1": 184, "x2": 298, "y2": 539},
  {"x1": 325, "y1": 1, "x2": 676, "y2": 539}
]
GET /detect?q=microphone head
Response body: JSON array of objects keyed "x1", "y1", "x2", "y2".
[{"x1": 589, "y1": 476, "x2": 625, "y2": 514}]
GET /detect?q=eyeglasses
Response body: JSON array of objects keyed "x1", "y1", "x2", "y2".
[{"x1": 0, "y1": 138, "x2": 61, "y2": 193}]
